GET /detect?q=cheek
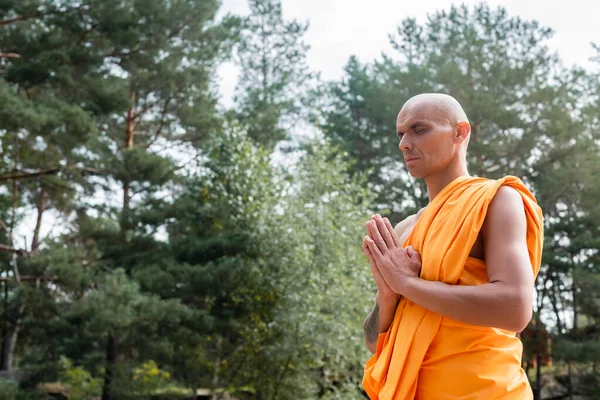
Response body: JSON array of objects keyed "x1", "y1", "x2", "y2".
[{"x1": 423, "y1": 133, "x2": 453, "y2": 163}]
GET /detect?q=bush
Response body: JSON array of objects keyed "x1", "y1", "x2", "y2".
[{"x1": 0, "y1": 380, "x2": 19, "y2": 400}]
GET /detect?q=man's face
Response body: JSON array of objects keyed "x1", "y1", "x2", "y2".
[{"x1": 395, "y1": 103, "x2": 457, "y2": 179}]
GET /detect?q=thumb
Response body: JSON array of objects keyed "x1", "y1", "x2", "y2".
[{"x1": 406, "y1": 246, "x2": 422, "y2": 263}]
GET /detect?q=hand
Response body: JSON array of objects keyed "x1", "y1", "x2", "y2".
[
  {"x1": 362, "y1": 215, "x2": 422, "y2": 295},
  {"x1": 362, "y1": 221, "x2": 396, "y2": 300}
]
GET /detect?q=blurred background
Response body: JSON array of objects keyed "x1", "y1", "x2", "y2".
[{"x1": 0, "y1": 0, "x2": 599, "y2": 398}]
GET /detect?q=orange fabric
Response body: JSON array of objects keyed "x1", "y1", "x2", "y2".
[{"x1": 363, "y1": 175, "x2": 544, "y2": 400}]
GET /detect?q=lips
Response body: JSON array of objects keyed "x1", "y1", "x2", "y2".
[{"x1": 405, "y1": 157, "x2": 419, "y2": 163}]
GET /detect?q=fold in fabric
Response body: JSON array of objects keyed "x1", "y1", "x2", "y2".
[{"x1": 363, "y1": 175, "x2": 543, "y2": 400}]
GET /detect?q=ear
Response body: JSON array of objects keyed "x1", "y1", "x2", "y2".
[{"x1": 455, "y1": 121, "x2": 471, "y2": 143}]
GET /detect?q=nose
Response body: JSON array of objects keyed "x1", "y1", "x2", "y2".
[{"x1": 399, "y1": 135, "x2": 413, "y2": 152}]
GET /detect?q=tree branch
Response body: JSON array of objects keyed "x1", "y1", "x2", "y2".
[
  {"x1": 104, "y1": 47, "x2": 143, "y2": 58},
  {"x1": 103, "y1": 18, "x2": 192, "y2": 58},
  {"x1": 0, "y1": 13, "x2": 43, "y2": 26},
  {"x1": 0, "y1": 166, "x2": 102, "y2": 182},
  {"x1": 0, "y1": 5, "x2": 82, "y2": 26},
  {"x1": 144, "y1": 85, "x2": 186, "y2": 148},
  {"x1": 0, "y1": 168, "x2": 60, "y2": 182},
  {"x1": 0, "y1": 244, "x2": 26, "y2": 255},
  {"x1": 0, "y1": 275, "x2": 57, "y2": 283}
]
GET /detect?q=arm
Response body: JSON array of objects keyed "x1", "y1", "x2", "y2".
[
  {"x1": 363, "y1": 291, "x2": 400, "y2": 354},
  {"x1": 400, "y1": 187, "x2": 534, "y2": 332},
  {"x1": 363, "y1": 215, "x2": 414, "y2": 354}
]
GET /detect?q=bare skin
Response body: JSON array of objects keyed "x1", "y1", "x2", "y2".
[
  {"x1": 362, "y1": 93, "x2": 533, "y2": 354},
  {"x1": 363, "y1": 213, "x2": 421, "y2": 353}
]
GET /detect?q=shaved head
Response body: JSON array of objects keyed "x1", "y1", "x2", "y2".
[
  {"x1": 399, "y1": 93, "x2": 469, "y2": 127},
  {"x1": 395, "y1": 93, "x2": 471, "y2": 179}
]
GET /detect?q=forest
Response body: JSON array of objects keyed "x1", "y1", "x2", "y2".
[{"x1": 0, "y1": 0, "x2": 599, "y2": 399}]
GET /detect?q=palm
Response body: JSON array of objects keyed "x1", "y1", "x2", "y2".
[
  {"x1": 362, "y1": 215, "x2": 422, "y2": 296},
  {"x1": 370, "y1": 259, "x2": 395, "y2": 297}
]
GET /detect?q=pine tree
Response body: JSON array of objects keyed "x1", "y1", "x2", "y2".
[{"x1": 233, "y1": 0, "x2": 314, "y2": 150}]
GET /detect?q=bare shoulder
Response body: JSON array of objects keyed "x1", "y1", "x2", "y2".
[
  {"x1": 394, "y1": 206, "x2": 426, "y2": 238},
  {"x1": 394, "y1": 214, "x2": 416, "y2": 237},
  {"x1": 482, "y1": 186, "x2": 526, "y2": 238}
]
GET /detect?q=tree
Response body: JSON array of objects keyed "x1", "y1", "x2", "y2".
[
  {"x1": 0, "y1": 0, "x2": 106, "y2": 373},
  {"x1": 233, "y1": 0, "x2": 314, "y2": 150},
  {"x1": 323, "y1": 4, "x2": 600, "y2": 398},
  {"x1": 1, "y1": 0, "x2": 238, "y2": 397},
  {"x1": 323, "y1": 4, "x2": 568, "y2": 221},
  {"x1": 61, "y1": 1, "x2": 237, "y2": 397}
]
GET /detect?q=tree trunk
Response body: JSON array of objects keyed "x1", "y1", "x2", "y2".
[
  {"x1": 567, "y1": 360, "x2": 573, "y2": 400},
  {"x1": 534, "y1": 350, "x2": 542, "y2": 400},
  {"x1": 0, "y1": 304, "x2": 24, "y2": 371},
  {"x1": 125, "y1": 91, "x2": 136, "y2": 149},
  {"x1": 122, "y1": 91, "x2": 136, "y2": 222},
  {"x1": 534, "y1": 311, "x2": 542, "y2": 400},
  {"x1": 101, "y1": 334, "x2": 118, "y2": 400},
  {"x1": 572, "y1": 280, "x2": 577, "y2": 333},
  {"x1": 211, "y1": 335, "x2": 222, "y2": 400},
  {"x1": 1, "y1": 133, "x2": 23, "y2": 372},
  {"x1": 123, "y1": 182, "x2": 130, "y2": 212},
  {"x1": 31, "y1": 188, "x2": 46, "y2": 253}
]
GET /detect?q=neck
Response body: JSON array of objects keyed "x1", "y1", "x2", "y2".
[{"x1": 424, "y1": 157, "x2": 469, "y2": 202}]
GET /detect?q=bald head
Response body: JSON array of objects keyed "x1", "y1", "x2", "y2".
[
  {"x1": 395, "y1": 93, "x2": 471, "y2": 179},
  {"x1": 400, "y1": 93, "x2": 469, "y2": 126}
]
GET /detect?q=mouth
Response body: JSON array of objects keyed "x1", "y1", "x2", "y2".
[{"x1": 405, "y1": 157, "x2": 419, "y2": 164}]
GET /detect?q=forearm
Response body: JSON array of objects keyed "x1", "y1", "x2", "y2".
[
  {"x1": 402, "y1": 278, "x2": 532, "y2": 332},
  {"x1": 363, "y1": 291, "x2": 400, "y2": 354}
]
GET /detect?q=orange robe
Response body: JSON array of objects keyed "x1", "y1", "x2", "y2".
[{"x1": 363, "y1": 175, "x2": 544, "y2": 400}]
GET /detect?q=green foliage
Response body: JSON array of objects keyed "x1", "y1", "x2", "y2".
[
  {"x1": 320, "y1": 3, "x2": 600, "y2": 398},
  {"x1": 131, "y1": 360, "x2": 172, "y2": 396},
  {"x1": 0, "y1": 381, "x2": 19, "y2": 400},
  {"x1": 250, "y1": 139, "x2": 374, "y2": 398},
  {"x1": 233, "y1": 0, "x2": 314, "y2": 149},
  {"x1": 322, "y1": 3, "x2": 576, "y2": 220},
  {"x1": 0, "y1": 1, "x2": 599, "y2": 399},
  {"x1": 58, "y1": 356, "x2": 102, "y2": 400}
]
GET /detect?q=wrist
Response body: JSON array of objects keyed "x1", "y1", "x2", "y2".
[
  {"x1": 399, "y1": 276, "x2": 420, "y2": 299},
  {"x1": 376, "y1": 290, "x2": 400, "y2": 305}
]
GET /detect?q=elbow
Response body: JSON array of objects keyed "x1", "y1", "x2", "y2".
[
  {"x1": 366, "y1": 340, "x2": 376, "y2": 355},
  {"x1": 363, "y1": 319, "x2": 376, "y2": 354},
  {"x1": 505, "y1": 289, "x2": 533, "y2": 332},
  {"x1": 512, "y1": 306, "x2": 532, "y2": 333}
]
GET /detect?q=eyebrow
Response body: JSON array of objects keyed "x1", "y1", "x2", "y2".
[{"x1": 397, "y1": 121, "x2": 428, "y2": 136}]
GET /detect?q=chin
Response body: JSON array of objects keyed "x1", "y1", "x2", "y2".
[{"x1": 407, "y1": 168, "x2": 426, "y2": 179}]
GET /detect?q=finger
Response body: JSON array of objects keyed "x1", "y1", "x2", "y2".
[
  {"x1": 384, "y1": 217, "x2": 402, "y2": 247},
  {"x1": 406, "y1": 246, "x2": 422, "y2": 263},
  {"x1": 374, "y1": 215, "x2": 395, "y2": 248},
  {"x1": 367, "y1": 220, "x2": 388, "y2": 254},
  {"x1": 362, "y1": 239, "x2": 376, "y2": 264},
  {"x1": 365, "y1": 235, "x2": 383, "y2": 259}
]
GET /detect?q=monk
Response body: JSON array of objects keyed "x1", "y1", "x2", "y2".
[{"x1": 361, "y1": 93, "x2": 543, "y2": 399}]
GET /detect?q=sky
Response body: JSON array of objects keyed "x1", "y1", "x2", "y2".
[
  {"x1": 13, "y1": 0, "x2": 600, "y2": 258},
  {"x1": 212, "y1": 1, "x2": 599, "y2": 326},
  {"x1": 217, "y1": 0, "x2": 600, "y2": 106}
]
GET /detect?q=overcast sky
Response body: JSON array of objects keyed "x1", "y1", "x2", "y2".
[{"x1": 217, "y1": 0, "x2": 600, "y2": 106}]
